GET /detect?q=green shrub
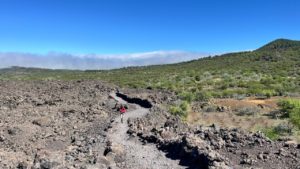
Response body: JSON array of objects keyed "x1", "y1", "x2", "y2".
[
  {"x1": 195, "y1": 91, "x2": 212, "y2": 101},
  {"x1": 274, "y1": 86, "x2": 285, "y2": 96},
  {"x1": 262, "y1": 127, "x2": 280, "y2": 140},
  {"x1": 169, "y1": 101, "x2": 190, "y2": 118},
  {"x1": 262, "y1": 123, "x2": 292, "y2": 140},
  {"x1": 190, "y1": 87, "x2": 197, "y2": 93},
  {"x1": 237, "y1": 81, "x2": 247, "y2": 88},
  {"x1": 278, "y1": 99, "x2": 300, "y2": 129},
  {"x1": 287, "y1": 108, "x2": 300, "y2": 129},
  {"x1": 260, "y1": 77, "x2": 275, "y2": 86},
  {"x1": 196, "y1": 84, "x2": 203, "y2": 91},
  {"x1": 169, "y1": 106, "x2": 182, "y2": 115},
  {"x1": 219, "y1": 83, "x2": 229, "y2": 90},
  {"x1": 274, "y1": 123, "x2": 292, "y2": 134},
  {"x1": 221, "y1": 90, "x2": 236, "y2": 98},
  {"x1": 247, "y1": 83, "x2": 265, "y2": 95},
  {"x1": 265, "y1": 91, "x2": 272, "y2": 99},
  {"x1": 179, "y1": 92, "x2": 195, "y2": 103},
  {"x1": 180, "y1": 101, "x2": 189, "y2": 111}
]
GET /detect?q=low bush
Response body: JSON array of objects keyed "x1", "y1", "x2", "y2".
[
  {"x1": 203, "y1": 104, "x2": 218, "y2": 112},
  {"x1": 278, "y1": 99, "x2": 300, "y2": 129},
  {"x1": 169, "y1": 101, "x2": 190, "y2": 118},
  {"x1": 262, "y1": 123, "x2": 292, "y2": 140},
  {"x1": 179, "y1": 92, "x2": 195, "y2": 103},
  {"x1": 269, "y1": 110, "x2": 285, "y2": 119},
  {"x1": 180, "y1": 101, "x2": 189, "y2": 112},
  {"x1": 263, "y1": 127, "x2": 280, "y2": 140},
  {"x1": 233, "y1": 94, "x2": 246, "y2": 100},
  {"x1": 236, "y1": 107, "x2": 261, "y2": 116},
  {"x1": 274, "y1": 123, "x2": 292, "y2": 134},
  {"x1": 195, "y1": 91, "x2": 212, "y2": 102},
  {"x1": 169, "y1": 106, "x2": 182, "y2": 116}
]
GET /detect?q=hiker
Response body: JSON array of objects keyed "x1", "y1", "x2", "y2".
[
  {"x1": 113, "y1": 102, "x2": 119, "y2": 110},
  {"x1": 120, "y1": 104, "x2": 127, "y2": 123}
]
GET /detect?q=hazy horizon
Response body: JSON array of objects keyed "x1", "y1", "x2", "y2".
[{"x1": 0, "y1": 50, "x2": 212, "y2": 70}]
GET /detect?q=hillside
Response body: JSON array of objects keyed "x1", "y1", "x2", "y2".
[
  {"x1": 1, "y1": 39, "x2": 300, "y2": 100},
  {"x1": 103, "y1": 39, "x2": 300, "y2": 97}
]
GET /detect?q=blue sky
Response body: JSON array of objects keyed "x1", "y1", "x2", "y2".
[{"x1": 0, "y1": 0, "x2": 299, "y2": 54}]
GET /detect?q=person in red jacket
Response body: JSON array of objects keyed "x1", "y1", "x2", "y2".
[{"x1": 120, "y1": 105, "x2": 127, "y2": 123}]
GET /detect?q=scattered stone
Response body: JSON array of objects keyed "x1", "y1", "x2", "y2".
[
  {"x1": 7, "y1": 127, "x2": 18, "y2": 135},
  {"x1": 16, "y1": 162, "x2": 28, "y2": 169},
  {"x1": 257, "y1": 153, "x2": 264, "y2": 160}
]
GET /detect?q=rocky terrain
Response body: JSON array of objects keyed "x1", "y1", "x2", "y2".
[
  {"x1": 0, "y1": 80, "x2": 118, "y2": 168},
  {"x1": 0, "y1": 80, "x2": 299, "y2": 169},
  {"x1": 126, "y1": 101, "x2": 300, "y2": 168}
]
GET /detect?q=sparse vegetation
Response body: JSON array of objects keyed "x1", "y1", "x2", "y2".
[
  {"x1": 1, "y1": 39, "x2": 299, "y2": 100},
  {"x1": 262, "y1": 123, "x2": 292, "y2": 140},
  {"x1": 262, "y1": 127, "x2": 281, "y2": 140},
  {"x1": 169, "y1": 101, "x2": 190, "y2": 118},
  {"x1": 256, "y1": 98, "x2": 300, "y2": 141},
  {"x1": 236, "y1": 107, "x2": 261, "y2": 116},
  {"x1": 278, "y1": 99, "x2": 300, "y2": 129}
]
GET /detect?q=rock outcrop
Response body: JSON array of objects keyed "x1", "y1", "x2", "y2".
[{"x1": 127, "y1": 104, "x2": 300, "y2": 169}]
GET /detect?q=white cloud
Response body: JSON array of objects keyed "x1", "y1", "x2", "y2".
[{"x1": 0, "y1": 51, "x2": 210, "y2": 70}]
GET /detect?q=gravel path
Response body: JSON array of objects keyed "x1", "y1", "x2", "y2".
[{"x1": 107, "y1": 94, "x2": 185, "y2": 169}]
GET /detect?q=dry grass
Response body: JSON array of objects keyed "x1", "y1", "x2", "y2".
[
  {"x1": 187, "y1": 111, "x2": 286, "y2": 132},
  {"x1": 187, "y1": 97, "x2": 286, "y2": 131},
  {"x1": 186, "y1": 97, "x2": 300, "y2": 143},
  {"x1": 212, "y1": 97, "x2": 279, "y2": 111}
]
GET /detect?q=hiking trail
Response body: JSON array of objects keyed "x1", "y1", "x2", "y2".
[{"x1": 107, "y1": 93, "x2": 185, "y2": 169}]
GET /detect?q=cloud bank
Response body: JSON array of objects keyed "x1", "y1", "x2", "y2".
[{"x1": 0, "y1": 51, "x2": 209, "y2": 70}]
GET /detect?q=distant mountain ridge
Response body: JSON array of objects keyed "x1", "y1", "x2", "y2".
[{"x1": 256, "y1": 39, "x2": 300, "y2": 51}]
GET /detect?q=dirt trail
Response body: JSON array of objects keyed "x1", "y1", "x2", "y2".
[{"x1": 107, "y1": 94, "x2": 185, "y2": 169}]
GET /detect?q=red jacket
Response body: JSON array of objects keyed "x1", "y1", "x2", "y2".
[{"x1": 120, "y1": 107, "x2": 126, "y2": 113}]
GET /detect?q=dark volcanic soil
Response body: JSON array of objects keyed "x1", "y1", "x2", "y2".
[
  {"x1": 0, "y1": 80, "x2": 117, "y2": 168},
  {"x1": 127, "y1": 105, "x2": 300, "y2": 169},
  {"x1": 0, "y1": 80, "x2": 299, "y2": 169}
]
